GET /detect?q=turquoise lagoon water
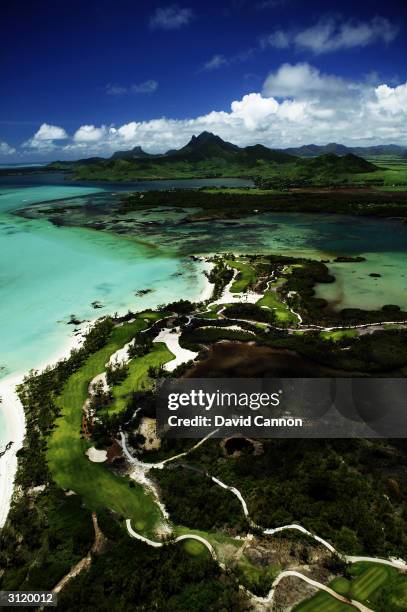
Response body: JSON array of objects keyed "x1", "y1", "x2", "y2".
[
  {"x1": 135, "y1": 210, "x2": 407, "y2": 311},
  {"x1": 62, "y1": 197, "x2": 407, "y2": 313},
  {"x1": 1, "y1": 174, "x2": 407, "y2": 446},
  {"x1": 0, "y1": 176, "x2": 251, "y2": 446}
]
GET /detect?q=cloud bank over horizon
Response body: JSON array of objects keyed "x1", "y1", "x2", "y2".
[{"x1": 8, "y1": 63, "x2": 407, "y2": 159}]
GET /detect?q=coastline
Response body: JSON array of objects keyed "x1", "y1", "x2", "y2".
[
  {"x1": 0, "y1": 257, "x2": 213, "y2": 529},
  {"x1": 0, "y1": 373, "x2": 25, "y2": 528},
  {"x1": 197, "y1": 257, "x2": 215, "y2": 302},
  {"x1": 0, "y1": 326, "x2": 86, "y2": 529}
]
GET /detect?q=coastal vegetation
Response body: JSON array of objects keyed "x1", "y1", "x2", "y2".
[
  {"x1": 117, "y1": 185, "x2": 407, "y2": 220},
  {"x1": 2, "y1": 251, "x2": 407, "y2": 610},
  {"x1": 0, "y1": 318, "x2": 115, "y2": 590},
  {"x1": 206, "y1": 257, "x2": 234, "y2": 299}
]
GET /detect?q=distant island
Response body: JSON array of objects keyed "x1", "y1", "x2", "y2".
[{"x1": 40, "y1": 131, "x2": 407, "y2": 188}]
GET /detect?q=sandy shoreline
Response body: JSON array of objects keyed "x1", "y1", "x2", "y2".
[
  {"x1": 197, "y1": 257, "x2": 215, "y2": 302},
  {"x1": 0, "y1": 326, "x2": 87, "y2": 529},
  {"x1": 0, "y1": 373, "x2": 26, "y2": 527},
  {"x1": 0, "y1": 258, "x2": 214, "y2": 529}
]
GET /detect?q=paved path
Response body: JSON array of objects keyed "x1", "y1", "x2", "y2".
[
  {"x1": 347, "y1": 555, "x2": 407, "y2": 570},
  {"x1": 126, "y1": 519, "x2": 216, "y2": 559},
  {"x1": 260, "y1": 570, "x2": 373, "y2": 611}
]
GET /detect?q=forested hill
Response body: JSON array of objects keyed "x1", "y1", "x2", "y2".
[{"x1": 47, "y1": 131, "x2": 379, "y2": 184}]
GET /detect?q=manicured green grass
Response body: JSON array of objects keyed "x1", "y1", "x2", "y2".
[
  {"x1": 344, "y1": 562, "x2": 407, "y2": 610},
  {"x1": 294, "y1": 590, "x2": 351, "y2": 611},
  {"x1": 283, "y1": 263, "x2": 304, "y2": 275},
  {"x1": 195, "y1": 304, "x2": 223, "y2": 319},
  {"x1": 346, "y1": 561, "x2": 380, "y2": 577},
  {"x1": 330, "y1": 577, "x2": 351, "y2": 596},
  {"x1": 108, "y1": 342, "x2": 174, "y2": 415},
  {"x1": 182, "y1": 539, "x2": 210, "y2": 557},
  {"x1": 349, "y1": 563, "x2": 396, "y2": 603},
  {"x1": 176, "y1": 525, "x2": 278, "y2": 593},
  {"x1": 269, "y1": 276, "x2": 287, "y2": 289},
  {"x1": 257, "y1": 265, "x2": 300, "y2": 322},
  {"x1": 257, "y1": 290, "x2": 298, "y2": 325},
  {"x1": 330, "y1": 562, "x2": 402, "y2": 608},
  {"x1": 174, "y1": 525, "x2": 242, "y2": 566},
  {"x1": 320, "y1": 330, "x2": 358, "y2": 342},
  {"x1": 47, "y1": 314, "x2": 167, "y2": 537},
  {"x1": 253, "y1": 321, "x2": 269, "y2": 329},
  {"x1": 141, "y1": 310, "x2": 166, "y2": 321},
  {"x1": 226, "y1": 259, "x2": 257, "y2": 292},
  {"x1": 235, "y1": 554, "x2": 280, "y2": 594}
]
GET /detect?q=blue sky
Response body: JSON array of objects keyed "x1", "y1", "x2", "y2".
[{"x1": 1, "y1": 0, "x2": 407, "y2": 160}]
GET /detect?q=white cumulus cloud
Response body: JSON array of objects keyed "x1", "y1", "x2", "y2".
[
  {"x1": 22, "y1": 123, "x2": 68, "y2": 151},
  {"x1": 371, "y1": 83, "x2": 407, "y2": 115},
  {"x1": 0, "y1": 141, "x2": 16, "y2": 156},
  {"x1": 262, "y1": 63, "x2": 356, "y2": 100},
  {"x1": 231, "y1": 93, "x2": 279, "y2": 129},
  {"x1": 73, "y1": 125, "x2": 107, "y2": 142},
  {"x1": 33, "y1": 123, "x2": 67, "y2": 140}
]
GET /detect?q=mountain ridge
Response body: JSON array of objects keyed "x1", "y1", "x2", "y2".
[
  {"x1": 49, "y1": 132, "x2": 407, "y2": 167},
  {"x1": 282, "y1": 142, "x2": 406, "y2": 157},
  {"x1": 46, "y1": 131, "x2": 389, "y2": 183},
  {"x1": 111, "y1": 145, "x2": 152, "y2": 160}
]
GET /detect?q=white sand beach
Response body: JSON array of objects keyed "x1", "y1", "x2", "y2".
[
  {"x1": 0, "y1": 373, "x2": 26, "y2": 528},
  {"x1": 198, "y1": 258, "x2": 215, "y2": 302}
]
